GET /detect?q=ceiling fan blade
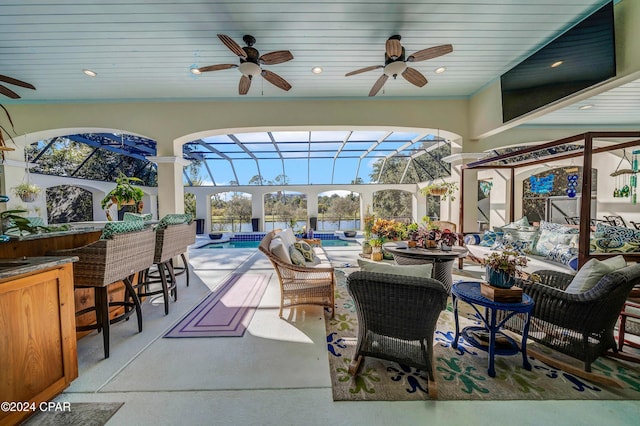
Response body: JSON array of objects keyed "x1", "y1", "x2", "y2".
[
  {"x1": 197, "y1": 64, "x2": 238, "y2": 73},
  {"x1": 259, "y1": 50, "x2": 294, "y2": 65},
  {"x1": 345, "y1": 65, "x2": 383, "y2": 77},
  {"x1": 385, "y1": 39, "x2": 402, "y2": 59},
  {"x1": 261, "y1": 70, "x2": 292, "y2": 91},
  {"x1": 0, "y1": 75, "x2": 36, "y2": 90},
  {"x1": 407, "y1": 44, "x2": 453, "y2": 62},
  {"x1": 369, "y1": 74, "x2": 389, "y2": 97},
  {"x1": 217, "y1": 34, "x2": 247, "y2": 58},
  {"x1": 0, "y1": 84, "x2": 20, "y2": 99},
  {"x1": 402, "y1": 67, "x2": 428, "y2": 87},
  {"x1": 239, "y1": 75, "x2": 251, "y2": 95}
]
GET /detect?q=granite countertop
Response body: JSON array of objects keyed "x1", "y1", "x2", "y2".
[
  {"x1": 3, "y1": 226, "x2": 102, "y2": 241},
  {"x1": 0, "y1": 256, "x2": 78, "y2": 280}
]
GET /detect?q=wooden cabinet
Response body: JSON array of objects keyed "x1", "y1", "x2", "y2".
[{"x1": 0, "y1": 263, "x2": 78, "y2": 426}]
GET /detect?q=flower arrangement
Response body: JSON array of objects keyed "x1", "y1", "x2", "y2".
[
  {"x1": 370, "y1": 218, "x2": 406, "y2": 241},
  {"x1": 363, "y1": 209, "x2": 375, "y2": 239},
  {"x1": 482, "y1": 249, "x2": 528, "y2": 277}
]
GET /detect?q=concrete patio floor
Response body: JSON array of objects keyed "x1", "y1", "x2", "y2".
[{"x1": 50, "y1": 237, "x2": 638, "y2": 426}]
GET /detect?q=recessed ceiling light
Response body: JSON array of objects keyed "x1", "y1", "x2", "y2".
[
  {"x1": 551, "y1": 61, "x2": 563, "y2": 68},
  {"x1": 82, "y1": 69, "x2": 97, "y2": 77},
  {"x1": 579, "y1": 104, "x2": 594, "y2": 110},
  {"x1": 434, "y1": 67, "x2": 446, "y2": 74},
  {"x1": 190, "y1": 67, "x2": 201, "y2": 75},
  {"x1": 311, "y1": 66, "x2": 323, "y2": 74}
]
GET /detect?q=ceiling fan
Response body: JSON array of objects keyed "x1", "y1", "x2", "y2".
[
  {"x1": 0, "y1": 74, "x2": 36, "y2": 99},
  {"x1": 345, "y1": 35, "x2": 452, "y2": 96},
  {"x1": 195, "y1": 34, "x2": 293, "y2": 95}
]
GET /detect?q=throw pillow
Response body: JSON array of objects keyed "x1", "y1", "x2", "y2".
[
  {"x1": 546, "y1": 244, "x2": 579, "y2": 271},
  {"x1": 289, "y1": 245, "x2": 306, "y2": 266},
  {"x1": 158, "y1": 213, "x2": 193, "y2": 229},
  {"x1": 274, "y1": 228, "x2": 297, "y2": 247},
  {"x1": 357, "y1": 258, "x2": 433, "y2": 278},
  {"x1": 100, "y1": 220, "x2": 145, "y2": 240},
  {"x1": 565, "y1": 255, "x2": 626, "y2": 294},
  {"x1": 294, "y1": 240, "x2": 315, "y2": 262},
  {"x1": 503, "y1": 216, "x2": 530, "y2": 229},
  {"x1": 123, "y1": 212, "x2": 153, "y2": 221},
  {"x1": 479, "y1": 231, "x2": 503, "y2": 247},
  {"x1": 269, "y1": 238, "x2": 291, "y2": 264},
  {"x1": 530, "y1": 221, "x2": 579, "y2": 257},
  {"x1": 464, "y1": 234, "x2": 481, "y2": 245}
]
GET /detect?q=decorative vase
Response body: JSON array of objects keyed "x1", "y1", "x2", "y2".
[
  {"x1": 362, "y1": 241, "x2": 373, "y2": 255},
  {"x1": 371, "y1": 246, "x2": 383, "y2": 261},
  {"x1": 486, "y1": 267, "x2": 515, "y2": 289},
  {"x1": 408, "y1": 240, "x2": 417, "y2": 248},
  {"x1": 426, "y1": 239, "x2": 438, "y2": 249}
]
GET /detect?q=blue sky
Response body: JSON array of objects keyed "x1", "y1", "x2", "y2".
[{"x1": 184, "y1": 130, "x2": 438, "y2": 186}]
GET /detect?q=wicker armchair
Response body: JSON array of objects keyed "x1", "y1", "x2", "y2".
[
  {"x1": 346, "y1": 271, "x2": 448, "y2": 398},
  {"x1": 136, "y1": 222, "x2": 196, "y2": 314},
  {"x1": 505, "y1": 264, "x2": 640, "y2": 372},
  {"x1": 258, "y1": 230, "x2": 335, "y2": 318},
  {"x1": 50, "y1": 228, "x2": 156, "y2": 358}
]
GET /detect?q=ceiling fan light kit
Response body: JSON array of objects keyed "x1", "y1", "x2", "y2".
[
  {"x1": 196, "y1": 34, "x2": 294, "y2": 95},
  {"x1": 345, "y1": 35, "x2": 453, "y2": 96}
]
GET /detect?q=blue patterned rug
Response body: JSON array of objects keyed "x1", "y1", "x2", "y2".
[{"x1": 326, "y1": 269, "x2": 640, "y2": 401}]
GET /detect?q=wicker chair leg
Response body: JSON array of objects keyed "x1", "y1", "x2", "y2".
[
  {"x1": 95, "y1": 287, "x2": 110, "y2": 359},
  {"x1": 348, "y1": 355, "x2": 363, "y2": 376},
  {"x1": 157, "y1": 263, "x2": 171, "y2": 315},
  {"x1": 165, "y1": 261, "x2": 178, "y2": 301},
  {"x1": 181, "y1": 253, "x2": 190, "y2": 287},
  {"x1": 123, "y1": 276, "x2": 143, "y2": 332}
]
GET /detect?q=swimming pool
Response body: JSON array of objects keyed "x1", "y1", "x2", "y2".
[{"x1": 199, "y1": 239, "x2": 359, "y2": 249}]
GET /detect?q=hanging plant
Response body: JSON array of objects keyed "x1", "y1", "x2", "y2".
[
  {"x1": 12, "y1": 182, "x2": 41, "y2": 203},
  {"x1": 421, "y1": 181, "x2": 458, "y2": 201}
]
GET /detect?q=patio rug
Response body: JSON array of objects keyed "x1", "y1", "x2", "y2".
[
  {"x1": 326, "y1": 269, "x2": 640, "y2": 401},
  {"x1": 165, "y1": 273, "x2": 270, "y2": 338},
  {"x1": 21, "y1": 402, "x2": 124, "y2": 426}
]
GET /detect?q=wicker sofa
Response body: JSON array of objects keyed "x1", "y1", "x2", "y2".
[{"x1": 258, "y1": 229, "x2": 335, "y2": 318}]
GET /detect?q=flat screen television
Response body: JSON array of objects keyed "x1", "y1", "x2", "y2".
[{"x1": 501, "y1": 1, "x2": 616, "y2": 123}]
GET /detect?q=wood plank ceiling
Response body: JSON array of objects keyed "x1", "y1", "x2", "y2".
[{"x1": 0, "y1": 0, "x2": 635, "y2": 127}]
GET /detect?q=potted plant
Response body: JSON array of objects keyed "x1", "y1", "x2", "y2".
[
  {"x1": 421, "y1": 181, "x2": 459, "y2": 201},
  {"x1": 101, "y1": 173, "x2": 145, "y2": 220},
  {"x1": 368, "y1": 238, "x2": 384, "y2": 261},
  {"x1": 482, "y1": 249, "x2": 529, "y2": 288},
  {"x1": 12, "y1": 182, "x2": 41, "y2": 202}
]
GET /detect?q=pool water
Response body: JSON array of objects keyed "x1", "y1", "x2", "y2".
[{"x1": 199, "y1": 239, "x2": 359, "y2": 249}]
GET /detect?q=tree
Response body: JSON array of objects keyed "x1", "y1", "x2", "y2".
[
  {"x1": 248, "y1": 174, "x2": 264, "y2": 185},
  {"x1": 326, "y1": 195, "x2": 359, "y2": 229},
  {"x1": 225, "y1": 194, "x2": 252, "y2": 232}
]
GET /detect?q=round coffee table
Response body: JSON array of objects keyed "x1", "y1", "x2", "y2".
[{"x1": 383, "y1": 242, "x2": 467, "y2": 291}]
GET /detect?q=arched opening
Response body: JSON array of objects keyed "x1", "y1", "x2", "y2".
[
  {"x1": 317, "y1": 190, "x2": 360, "y2": 231},
  {"x1": 46, "y1": 185, "x2": 94, "y2": 224},
  {"x1": 264, "y1": 190, "x2": 306, "y2": 231},
  {"x1": 210, "y1": 191, "x2": 254, "y2": 232}
]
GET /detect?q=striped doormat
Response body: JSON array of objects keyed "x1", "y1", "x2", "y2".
[{"x1": 164, "y1": 273, "x2": 270, "y2": 338}]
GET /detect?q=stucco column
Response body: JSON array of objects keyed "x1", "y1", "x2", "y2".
[
  {"x1": 359, "y1": 190, "x2": 374, "y2": 231},
  {"x1": 251, "y1": 189, "x2": 264, "y2": 231},
  {"x1": 306, "y1": 190, "x2": 318, "y2": 230},
  {"x1": 148, "y1": 156, "x2": 190, "y2": 218}
]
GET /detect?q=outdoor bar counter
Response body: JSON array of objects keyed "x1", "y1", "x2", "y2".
[
  {"x1": 0, "y1": 256, "x2": 79, "y2": 426},
  {"x1": 0, "y1": 225, "x2": 125, "y2": 338}
]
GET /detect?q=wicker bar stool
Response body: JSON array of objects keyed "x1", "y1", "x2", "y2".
[
  {"x1": 136, "y1": 222, "x2": 196, "y2": 314},
  {"x1": 50, "y1": 227, "x2": 156, "y2": 359}
]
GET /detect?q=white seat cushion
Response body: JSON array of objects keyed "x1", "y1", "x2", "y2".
[{"x1": 269, "y1": 238, "x2": 292, "y2": 264}]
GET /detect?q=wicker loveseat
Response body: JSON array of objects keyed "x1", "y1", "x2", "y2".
[{"x1": 258, "y1": 229, "x2": 335, "y2": 318}]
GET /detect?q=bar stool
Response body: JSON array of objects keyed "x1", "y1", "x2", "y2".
[
  {"x1": 50, "y1": 227, "x2": 156, "y2": 358},
  {"x1": 136, "y1": 221, "x2": 196, "y2": 314}
]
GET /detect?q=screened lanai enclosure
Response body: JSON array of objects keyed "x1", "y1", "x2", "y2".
[{"x1": 18, "y1": 129, "x2": 453, "y2": 230}]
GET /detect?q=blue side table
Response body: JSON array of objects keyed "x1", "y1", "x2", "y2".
[{"x1": 451, "y1": 281, "x2": 534, "y2": 377}]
